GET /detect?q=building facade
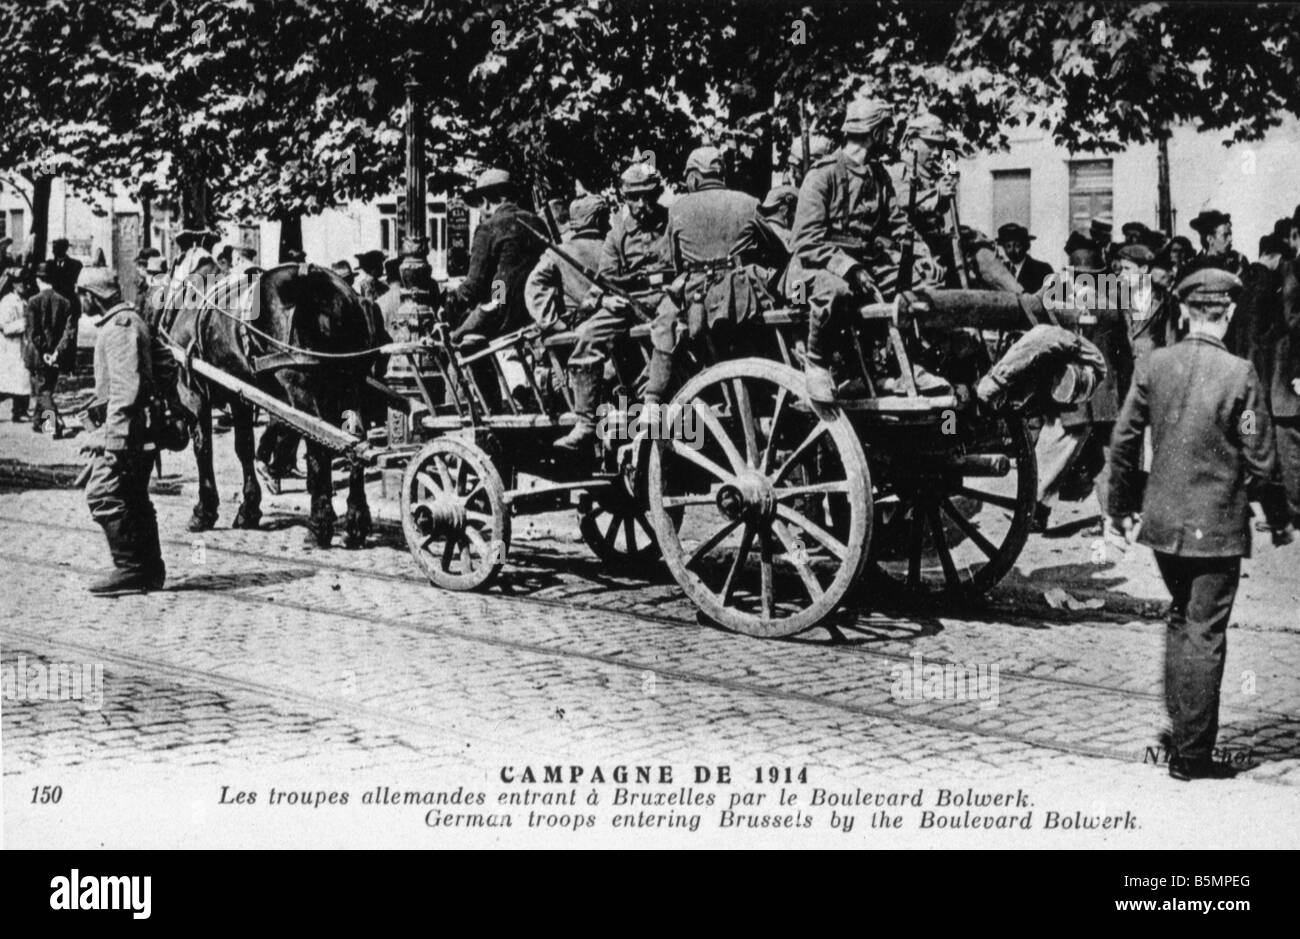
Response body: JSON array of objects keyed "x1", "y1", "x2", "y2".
[{"x1": 955, "y1": 116, "x2": 1300, "y2": 268}]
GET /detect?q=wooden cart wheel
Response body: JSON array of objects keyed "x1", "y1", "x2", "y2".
[
  {"x1": 648, "y1": 358, "x2": 872, "y2": 638},
  {"x1": 401, "y1": 437, "x2": 511, "y2": 591},
  {"x1": 579, "y1": 435, "x2": 681, "y2": 567},
  {"x1": 869, "y1": 414, "x2": 1036, "y2": 599}
]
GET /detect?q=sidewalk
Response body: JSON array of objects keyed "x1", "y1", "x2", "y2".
[{"x1": 0, "y1": 405, "x2": 1295, "y2": 632}]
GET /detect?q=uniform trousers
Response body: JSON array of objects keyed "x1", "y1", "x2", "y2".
[
  {"x1": 1154, "y1": 553, "x2": 1241, "y2": 764},
  {"x1": 86, "y1": 449, "x2": 162, "y2": 577}
]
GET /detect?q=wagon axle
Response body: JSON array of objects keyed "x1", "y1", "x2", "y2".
[{"x1": 715, "y1": 471, "x2": 778, "y2": 525}]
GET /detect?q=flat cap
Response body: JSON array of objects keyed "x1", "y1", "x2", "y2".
[
  {"x1": 1121, "y1": 221, "x2": 1150, "y2": 237},
  {"x1": 465, "y1": 167, "x2": 514, "y2": 203},
  {"x1": 842, "y1": 97, "x2": 893, "y2": 135},
  {"x1": 997, "y1": 222, "x2": 1035, "y2": 244},
  {"x1": 684, "y1": 146, "x2": 724, "y2": 177},
  {"x1": 620, "y1": 162, "x2": 662, "y2": 194},
  {"x1": 1189, "y1": 209, "x2": 1231, "y2": 235},
  {"x1": 1116, "y1": 244, "x2": 1154, "y2": 265},
  {"x1": 567, "y1": 194, "x2": 608, "y2": 232},
  {"x1": 1174, "y1": 267, "x2": 1242, "y2": 305}
]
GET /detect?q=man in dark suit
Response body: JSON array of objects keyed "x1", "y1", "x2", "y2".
[
  {"x1": 24, "y1": 262, "x2": 76, "y2": 436},
  {"x1": 1109, "y1": 268, "x2": 1295, "y2": 781},
  {"x1": 997, "y1": 223, "x2": 1054, "y2": 294},
  {"x1": 1272, "y1": 219, "x2": 1300, "y2": 522}
]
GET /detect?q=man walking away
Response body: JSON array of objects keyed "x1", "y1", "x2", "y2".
[
  {"x1": 24, "y1": 262, "x2": 76, "y2": 436},
  {"x1": 1108, "y1": 268, "x2": 1295, "y2": 781}
]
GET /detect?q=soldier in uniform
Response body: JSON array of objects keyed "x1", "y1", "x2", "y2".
[
  {"x1": 79, "y1": 280, "x2": 177, "y2": 594},
  {"x1": 1109, "y1": 268, "x2": 1295, "y2": 780},
  {"x1": 731, "y1": 184, "x2": 798, "y2": 282},
  {"x1": 786, "y1": 97, "x2": 912, "y2": 403},
  {"x1": 553, "y1": 163, "x2": 672, "y2": 450},
  {"x1": 641, "y1": 146, "x2": 766, "y2": 406},
  {"x1": 786, "y1": 133, "x2": 832, "y2": 188},
  {"x1": 24, "y1": 262, "x2": 76, "y2": 437},
  {"x1": 525, "y1": 193, "x2": 610, "y2": 330},
  {"x1": 446, "y1": 168, "x2": 545, "y2": 343}
]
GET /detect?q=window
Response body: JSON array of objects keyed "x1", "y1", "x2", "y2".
[
  {"x1": 1068, "y1": 159, "x2": 1113, "y2": 234},
  {"x1": 991, "y1": 169, "x2": 1031, "y2": 232}
]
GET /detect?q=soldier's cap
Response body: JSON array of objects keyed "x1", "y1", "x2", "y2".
[
  {"x1": 1089, "y1": 216, "x2": 1113, "y2": 238},
  {"x1": 1121, "y1": 221, "x2": 1150, "y2": 237},
  {"x1": 906, "y1": 112, "x2": 949, "y2": 145},
  {"x1": 1116, "y1": 243, "x2": 1154, "y2": 266},
  {"x1": 1189, "y1": 209, "x2": 1231, "y2": 235},
  {"x1": 620, "y1": 162, "x2": 662, "y2": 195},
  {"x1": 759, "y1": 184, "x2": 798, "y2": 213},
  {"x1": 684, "y1": 146, "x2": 725, "y2": 178},
  {"x1": 1258, "y1": 233, "x2": 1287, "y2": 257},
  {"x1": 465, "y1": 167, "x2": 513, "y2": 204},
  {"x1": 788, "y1": 133, "x2": 832, "y2": 166},
  {"x1": 145, "y1": 256, "x2": 168, "y2": 274},
  {"x1": 1063, "y1": 230, "x2": 1096, "y2": 255},
  {"x1": 51, "y1": 237, "x2": 70, "y2": 251},
  {"x1": 567, "y1": 194, "x2": 608, "y2": 233},
  {"x1": 331, "y1": 260, "x2": 357, "y2": 282},
  {"x1": 997, "y1": 223, "x2": 1035, "y2": 245},
  {"x1": 1174, "y1": 267, "x2": 1242, "y2": 306},
  {"x1": 354, "y1": 249, "x2": 386, "y2": 271},
  {"x1": 841, "y1": 97, "x2": 893, "y2": 136}
]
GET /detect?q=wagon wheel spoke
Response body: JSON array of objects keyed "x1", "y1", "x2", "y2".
[
  {"x1": 955, "y1": 486, "x2": 1019, "y2": 512},
  {"x1": 669, "y1": 439, "x2": 735, "y2": 484},
  {"x1": 456, "y1": 456, "x2": 470, "y2": 493},
  {"x1": 602, "y1": 515, "x2": 621, "y2": 550},
  {"x1": 940, "y1": 496, "x2": 998, "y2": 560},
  {"x1": 759, "y1": 530, "x2": 774, "y2": 618},
  {"x1": 462, "y1": 482, "x2": 485, "y2": 506},
  {"x1": 906, "y1": 506, "x2": 925, "y2": 590},
  {"x1": 774, "y1": 504, "x2": 848, "y2": 560},
  {"x1": 721, "y1": 523, "x2": 756, "y2": 603},
  {"x1": 874, "y1": 497, "x2": 913, "y2": 549},
  {"x1": 465, "y1": 509, "x2": 495, "y2": 528},
  {"x1": 928, "y1": 504, "x2": 962, "y2": 590},
  {"x1": 635, "y1": 513, "x2": 656, "y2": 543},
  {"x1": 463, "y1": 526, "x2": 491, "y2": 559},
  {"x1": 732, "y1": 378, "x2": 760, "y2": 468},
  {"x1": 440, "y1": 535, "x2": 459, "y2": 571},
  {"x1": 760, "y1": 387, "x2": 789, "y2": 475},
  {"x1": 691, "y1": 399, "x2": 747, "y2": 473},
  {"x1": 772, "y1": 420, "x2": 828, "y2": 484},
  {"x1": 415, "y1": 471, "x2": 443, "y2": 499},
  {"x1": 774, "y1": 480, "x2": 850, "y2": 500},
  {"x1": 433, "y1": 456, "x2": 454, "y2": 493},
  {"x1": 623, "y1": 515, "x2": 637, "y2": 553},
  {"x1": 772, "y1": 519, "x2": 824, "y2": 602},
  {"x1": 686, "y1": 518, "x2": 742, "y2": 570}
]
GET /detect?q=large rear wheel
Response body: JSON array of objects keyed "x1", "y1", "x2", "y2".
[{"x1": 648, "y1": 358, "x2": 872, "y2": 638}]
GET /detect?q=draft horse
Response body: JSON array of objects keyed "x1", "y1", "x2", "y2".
[{"x1": 151, "y1": 262, "x2": 384, "y2": 548}]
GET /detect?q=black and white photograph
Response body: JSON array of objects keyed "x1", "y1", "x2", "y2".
[{"x1": 1, "y1": 0, "x2": 1297, "y2": 868}]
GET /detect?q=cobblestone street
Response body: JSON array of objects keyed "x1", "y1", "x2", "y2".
[{"x1": 2, "y1": 417, "x2": 1298, "y2": 848}]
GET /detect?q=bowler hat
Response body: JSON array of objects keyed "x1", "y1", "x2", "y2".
[
  {"x1": 1189, "y1": 209, "x2": 1231, "y2": 236},
  {"x1": 354, "y1": 250, "x2": 385, "y2": 272},
  {"x1": 997, "y1": 223, "x2": 1034, "y2": 245},
  {"x1": 1121, "y1": 221, "x2": 1150, "y2": 238},
  {"x1": 51, "y1": 237, "x2": 70, "y2": 251},
  {"x1": 1258, "y1": 234, "x2": 1287, "y2": 257},
  {"x1": 1063, "y1": 231, "x2": 1095, "y2": 255}
]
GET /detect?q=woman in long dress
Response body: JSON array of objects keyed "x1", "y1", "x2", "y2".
[{"x1": 0, "y1": 272, "x2": 31, "y2": 421}]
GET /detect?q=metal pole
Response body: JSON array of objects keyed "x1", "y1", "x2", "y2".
[{"x1": 1157, "y1": 127, "x2": 1173, "y2": 236}]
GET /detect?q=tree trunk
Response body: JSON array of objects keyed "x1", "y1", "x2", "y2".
[
  {"x1": 28, "y1": 173, "x2": 53, "y2": 264},
  {"x1": 278, "y1": 212, "x2": 303, "y2": 262},
  {"x1": 180, "y1": 175, "x2": 213, "y2": 231}
]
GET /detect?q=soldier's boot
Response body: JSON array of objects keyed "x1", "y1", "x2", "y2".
[
  {"x1": 139, "y1": 518, "x2": 166, "y2": 590},
  {"x1": 88, "y1": 517, "x2": 158, "y2": 595},
  {"x1": 804, "y1": 363, "x2": 837, "y2": 405},
  {"x1": 554, "y1": 363, "x2": 602, "y2": 452}
]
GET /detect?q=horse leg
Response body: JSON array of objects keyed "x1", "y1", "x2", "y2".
[
  {"x1": 188, "y1": 400, "x2": 219, "y2": 531},
  {"x1": 231, "y1": 402, "x2": 262, "y2": 529},
  {"x1": 341, "y1": 397, "x2": 371, "y2": 550},
  {"x1": 305, "y1": 439, "x2": 337, "y2": 548}
]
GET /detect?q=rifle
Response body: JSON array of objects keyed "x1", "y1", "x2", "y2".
[
  {"x1": 517, "y1": 218, "x2": 656, "y2": 323},
  {"x1": 948, "y1": 174, "x2": 969, "y2": 288},
  {"x1": 898, "y1": 148, "x2": 919, "y2": 291},
  {"x1": 533, "y1": 183, "x2": 563, "y2": 242}
]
